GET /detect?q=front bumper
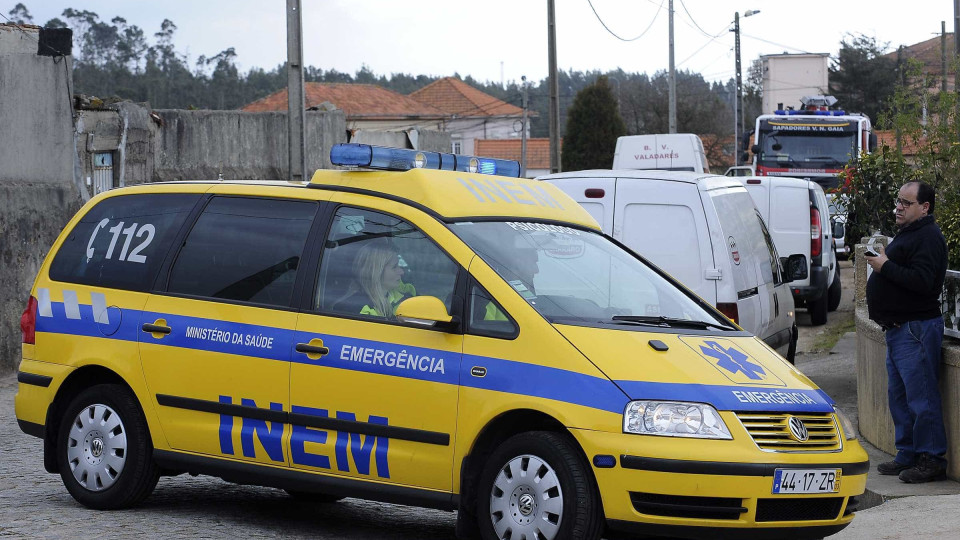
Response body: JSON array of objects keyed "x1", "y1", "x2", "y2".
[{"x1": 572, "y1": 428, "x2": 868, "y2": 536}]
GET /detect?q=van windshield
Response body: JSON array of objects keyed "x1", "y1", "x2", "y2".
[{"x1": 453, "y1": 221, "x2": 734, "y2": 330}]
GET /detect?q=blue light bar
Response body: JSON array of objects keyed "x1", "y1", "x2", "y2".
[{"x1": 330, "y1": 143, "x2": 520, "y2": 177}]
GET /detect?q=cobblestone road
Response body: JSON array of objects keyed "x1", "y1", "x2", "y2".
[{"x1": 0, "y1": 374, "x2": 459, "y2": 539}]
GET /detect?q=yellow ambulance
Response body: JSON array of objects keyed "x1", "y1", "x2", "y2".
[{"x1": 15, "y1": 144, "x2": 867, "y2": 540}]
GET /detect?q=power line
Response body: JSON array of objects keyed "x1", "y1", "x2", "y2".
[
  {"x1": 741, "y1": 32, "x2": 812, "y2": 54},
  {"x1": 677, "y1": 0, "x2": 725, "y2": 39},
  {"x1": 585, "y1": 0, "x2": 665, "y2": 42}
]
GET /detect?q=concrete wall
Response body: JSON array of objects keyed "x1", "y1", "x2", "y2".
[
  {"x1": 854, "y1": 241, "x2": 960, "y2": 479},
  {"x1": 1, "y1": 25, "x2": 85, "y2": 373},
  {"x1": 152, "y1": 109, "x2": 346, "y2": 181},
  {"x1": 761, "y1": 53, "x2": 830, "y2": 113}
]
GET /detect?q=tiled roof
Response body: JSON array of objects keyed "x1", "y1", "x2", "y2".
[
  {"x1": 411, "y1": 77, "x2": 524, "y2": 118},
  {"x1": 241, "y1": 83, "x2": 447, "y2": 119},
  {"x1": 475, "y1": 138, "x2": 554, "y2": 170},
  {"x1": 884, "y1": 34, "x2": 955, "y2": 79}
]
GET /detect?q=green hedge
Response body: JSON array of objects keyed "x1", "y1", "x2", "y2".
[{"x1": 842, "y1": 61, "x2": 960, "y2": 269}]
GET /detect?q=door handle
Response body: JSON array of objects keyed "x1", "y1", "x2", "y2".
[
  {"x1": 774, "y1": 293, "x2": 780, "y2": 317},
  {"x1": 296, "y1": 342, "x2": 330, "y2": 356},
  {"x1": 142, "y1": 322, "x2": 171, "y2": 334}
]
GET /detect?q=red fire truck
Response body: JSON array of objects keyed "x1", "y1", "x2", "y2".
[{"x1": 748, "y1": 96, "x2": 877, "y2": 190}]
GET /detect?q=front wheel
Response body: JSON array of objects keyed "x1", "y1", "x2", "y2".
[
  {"x1": 477, "y1": 431, "x2": 603, "y2": 540},
  {"x1": 57, "y1": 384, "x2": 159, "y2": 509}
]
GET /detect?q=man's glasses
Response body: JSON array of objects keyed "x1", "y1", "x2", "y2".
[{"x1": 896, "y1": 198, "x2": 919, "y2": 208}]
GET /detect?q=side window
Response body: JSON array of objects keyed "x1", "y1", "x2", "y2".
[
  {"x1": 167, "y1": 197, "x2": 317, "y2": 307},
  {"x1": 316, "y1": 206, "x2": 459, "y2": 321},
  {"x1": 756, "y1": 210, "x2": 784, "y2": 286},
  {"x1": 466, "y1": 282, "x2": 518, "y2": 339},
  {"x1": 49, "y1": 193, "x2": 200, "y2": 291}
]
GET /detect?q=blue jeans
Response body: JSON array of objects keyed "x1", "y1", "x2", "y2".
[{"x1": 885, "y1": 316, "x2": 947, "y2": 465}]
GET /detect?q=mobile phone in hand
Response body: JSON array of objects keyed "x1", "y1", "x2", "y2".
[{"x1": 865, "y1": 248, "x2": 880, "y2": 257}]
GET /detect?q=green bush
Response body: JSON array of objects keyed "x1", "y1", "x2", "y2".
[{"x1": 843, "y1": 60, "x2": 960, "y2": 269}]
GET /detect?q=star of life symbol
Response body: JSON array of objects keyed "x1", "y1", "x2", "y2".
[{"x1": 699, "y1": 341, "x2": 766, "y2": 380}]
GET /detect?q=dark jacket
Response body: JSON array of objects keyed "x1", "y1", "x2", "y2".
[{"x1": 866, "y1": 215, "x2": 947, "y2": 325}]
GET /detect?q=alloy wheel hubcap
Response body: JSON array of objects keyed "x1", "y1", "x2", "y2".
[
  {"x1": 489, "y1": 454, "x2": 563, "y2": 540},
  {"x1": 66, "y1": 403, "x2": 128, "y2": 491}
]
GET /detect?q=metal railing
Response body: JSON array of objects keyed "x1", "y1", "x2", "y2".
[{"x1": 944, "y1": 270, "x2": 960, "y2": 339}]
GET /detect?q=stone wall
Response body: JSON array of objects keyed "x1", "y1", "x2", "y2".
[
  {"x1": 854, "y1": 241, "x2": 960, "y2": 479},
  {"x1": 0, "y1": 25, "x2": 85, "y2": 372}
]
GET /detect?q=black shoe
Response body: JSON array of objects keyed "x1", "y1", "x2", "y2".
[
  {"x1": 877, "y1": 460, "x2": 911, "y2": 475},
  {"x1": 899, "y1": 455, "x2": 947, "y2": 483}
]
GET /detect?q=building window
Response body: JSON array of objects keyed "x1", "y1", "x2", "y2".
[
  {"x1": 93, "y1": 152, "x2": 115, "y2": 194},
  {"x1": 452, "y1": 141, "x2": 462, "y2": 154}
]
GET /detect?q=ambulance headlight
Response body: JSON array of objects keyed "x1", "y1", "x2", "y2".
[
  {"x1": 834, "y1": 406, "x2": 857, "y2": 440},
  {"x1": 623, "y1": 401, "x2": 732, "y2": 439}
]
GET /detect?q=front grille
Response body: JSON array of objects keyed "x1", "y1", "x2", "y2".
[
  {"x1": 737, "y1": 412, "x2": 841, "y2": 452},
  {"x1": 756, "y1": 497, "x2": 844, "y2": 522},
  {"x1": 629, "y1": 492, "x2": 746, "y2": 520}
]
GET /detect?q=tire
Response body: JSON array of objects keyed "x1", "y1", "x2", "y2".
[
  {"x1": 809, "y1": 291, "x2": 828, "y2": 326},
  {"x1": 284, "y1": 489, "x2": 344, "y2": 504},
  {"x1": 827, "y1": 270, "x2": 842, "y2": 312},
  {"x1": 477, "y1": 432, "x2": 602, "y2": 540},
  {"x1": 786, "y1": 323, "x2": 798, "y2": 364},
  {"x1": 57, "y1": 384, "x2": 159, "y2": 509}
]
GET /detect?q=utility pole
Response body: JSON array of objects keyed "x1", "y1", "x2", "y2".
[
  {"x1": 547, "y1": 0, "x2": 561, "y2": 173},
  {"x1": 521, "y1": 76, "x2": 529, "y2": 178},
  {"x1": 733, "y1": 12, "x2": 741, "y2": 163},
  {"x1": 943, "y1": 21, "x2": 948, "y2": 93},
  {"x1": 286, "y1": 0, "x2": 306, "y2": 181},
  {"x1": 668, "y1": 0, "x2": 676, "y2": 133},
  {"x1": 732, "y1": 10, "x2": 760, "y2": 165}
]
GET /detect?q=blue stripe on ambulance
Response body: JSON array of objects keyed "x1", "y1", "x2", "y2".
[
  {"x1": 35, "y1": 299, "x2": 835, "y2": 415},
  {"x1": 614, "y1": 380, "x2": 836, "y2": 413}
]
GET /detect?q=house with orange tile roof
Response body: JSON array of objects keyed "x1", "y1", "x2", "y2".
[
  {"x1": 475, "y1": 138, "x2": 554, "y2": 178},
  {"x1": 241, "y1": 83, "x2": 448, "y2": 134},
  {"x1": 410, "y1": 77, "x2": 529, "y2": 156}
]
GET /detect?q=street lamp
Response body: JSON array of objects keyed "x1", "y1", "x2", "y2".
[{"x1": 732, "y1": 9, "x2": 760, "y2": 164}]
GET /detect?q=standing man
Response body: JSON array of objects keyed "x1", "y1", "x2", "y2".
[{"x1": 865, "y1": 181, "x2": 948, "y2": 483}]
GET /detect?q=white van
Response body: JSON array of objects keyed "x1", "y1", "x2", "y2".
[
  {"x1": 538, "y1": 170, "x2": 801, "y2": 362},
  {"x1": 738, "y1": 176, "x2": 840, "y2": 325},
  {"x1": 612, "y1": 134, "x2": 710, "y2": 173}
]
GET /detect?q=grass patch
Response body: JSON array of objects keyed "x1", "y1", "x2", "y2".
[{"x1": 810, "y1": 312, "x2": 857, "y2": 353}]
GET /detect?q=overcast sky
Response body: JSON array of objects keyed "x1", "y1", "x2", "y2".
[{"x1": 7, "y1": 1, "x2": 955, "y2": 85}]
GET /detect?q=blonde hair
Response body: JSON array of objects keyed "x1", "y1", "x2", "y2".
[{"x1": 353, "y1": 239, "x2": 399, "y2": 317}]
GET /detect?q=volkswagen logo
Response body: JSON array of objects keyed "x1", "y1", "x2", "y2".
[
  {"x1": 787, "y1": 416, "x2": 809, "y2": 442},
  {"x1": 518, "y1": 493, "x2": 535, "y2": 516},
  {"x1": 91, "y1": 437, "x2": 104, "y2": 458}
]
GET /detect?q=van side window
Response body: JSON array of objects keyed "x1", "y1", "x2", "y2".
[
  {"x1": 49, "y1": 194, "x2": 200, "y2": 292},
  {"x1": 316, "y1": 206, "x2": 459, "y2": 321},
  {"x1": 167, "y1": 197, "x2": 317, "y2": 307},
  {"x1": 466, "y1": 281, "x2": 518, "y2": 339},
  {"x1": 755, "y1": 211, "x2": 784, "y2": 285}
]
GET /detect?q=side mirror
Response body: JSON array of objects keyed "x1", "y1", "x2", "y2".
[
  {"x1": 780, "y1": 254, "x2": 809, "y2": 281},
  {"x1": 868, "y1": 133, "x2": 878, "y2": 152},
  {"x1": 395, "y1": 296, "x2": 457, "y2": 329},
  {"x1": 740, "y1": 151, "x2": 750, "y2": 163},
  {"x1": 751, "y1": 144, "x2": 760, "y2": 154}
]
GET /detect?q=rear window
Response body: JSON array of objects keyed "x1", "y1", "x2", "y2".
[
  {"x1": 167, "y1": 196, "x2": 317, "y2": 307},
  {"x1": 49, "y1": 194, "x2": 200, "y2": 291}
]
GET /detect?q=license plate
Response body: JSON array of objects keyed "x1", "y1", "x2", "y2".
[{"x1": 772, "y1": 468, "x2": 841, "y2": 494}]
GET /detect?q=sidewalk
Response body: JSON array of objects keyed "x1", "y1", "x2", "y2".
[{"x1": 798, "y1": 331, "x2": 960, "y2": 539}]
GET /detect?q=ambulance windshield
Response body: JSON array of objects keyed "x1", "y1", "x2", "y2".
[{"x1": 453, "y1": 221, "x2": 734, "y2": 330}]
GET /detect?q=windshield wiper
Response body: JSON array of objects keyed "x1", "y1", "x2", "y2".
[{"x1": 611, "y1": 315, "x2": 731, "y2": 330}]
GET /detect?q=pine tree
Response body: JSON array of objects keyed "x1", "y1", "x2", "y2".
[{"x1": 561, "y1": 76, "x2": 626, "y2": 171}]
